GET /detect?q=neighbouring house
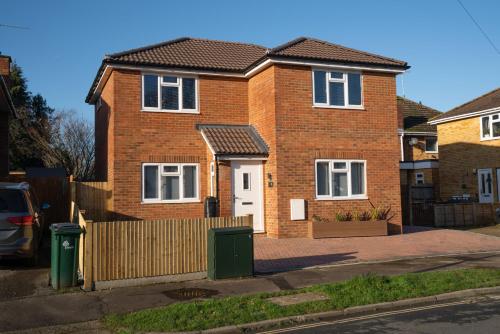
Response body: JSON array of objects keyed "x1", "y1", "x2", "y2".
[
  {"x1": 429, "y1": 88, "x2": 500, "y2": 204},
  {"x1": 0, "y1": 54, "x2": 16, "y2": 177},
  {"x1": 86, "y1": 37, "x2": 409, "y2": 238},
  {"x1": 398, "y1": 97, "x2": 441, "y2": 196}
]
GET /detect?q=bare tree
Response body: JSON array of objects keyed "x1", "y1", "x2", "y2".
[{"x1": 27, "y1": 110, "x2": 95, "y2": 180}]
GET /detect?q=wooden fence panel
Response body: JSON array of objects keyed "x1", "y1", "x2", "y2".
[
  {"x1": 72, "y1": 181, "x2": 111, "y2": 222},
  {"x1": 434, "y1": 203, "x2": 499, "y2": 227},
  {"x1": 82, "y1": 215, "x2": 251, "y2": 287}
]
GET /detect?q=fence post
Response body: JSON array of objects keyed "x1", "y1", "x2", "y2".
[
  {"x1": 245, "y1": 214, "x2": 253, "y2": 228},
  {"x1": 83, "y1": 221, "x2": 94, "y2": 291},
  {"x1": 472, "y1": 202, "x2": 478, "y2": 226}
]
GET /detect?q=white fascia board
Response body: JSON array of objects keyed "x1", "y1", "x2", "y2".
[
  {"x1": 88, "y1": 59, "x2": 406, "y2": 103},
  {"x1": 429, "y1": 106, "x2": 500, "y2": 125},
  {"x1": 199, "y1": 130, "x2": 216, "y2": 156}
]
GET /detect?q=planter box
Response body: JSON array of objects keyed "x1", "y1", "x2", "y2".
[{"x1": 309, "y1": 220, "x2": 388, "y2": 238}]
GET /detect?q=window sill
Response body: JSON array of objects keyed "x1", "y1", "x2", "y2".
[
  {"x1": 315, "y1": 196, "x2": 368, "y2": 201},
  {"x1": 480, "y1": 137, "x2": 500, "y2": 142},
  {"x1": 141, "y1": 109, "x2": 200, "y2": 114},
  {"x1": 425, "y1": 151, "x2": 438, "y2": 154},
  {"x1": 313, "y1": 105, "x2": 365, "y2": 111},
  {"x1": 141, "y1": 199, "x2": 201, "y2": 204}
]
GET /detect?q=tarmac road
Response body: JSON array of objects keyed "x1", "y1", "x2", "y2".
[{"x1": 261, "y1": 295, "x2": 500, "y2": 334}]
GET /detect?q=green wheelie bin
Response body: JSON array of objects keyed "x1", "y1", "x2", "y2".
[{"x1": 50, "y1": 223, "x2": 81, "y2": 289}]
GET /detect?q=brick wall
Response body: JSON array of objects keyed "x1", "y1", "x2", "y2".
[
  {"x1": 402, "y1": 135, "x2": 438, "y2": 161},
  {"x1": 104, "y1": 69, "x2": 248, "y2": 219},
  {"x1": 0, "y1": 56, "x2": 11, "y2": 177},
  {"x1": 96, "y1": 64, "x2": 403, "y2": 236},
  {"x1": 437, "y1": 117, "x2": 500, "y2": 201},
  {"x1": 270, "y1": 65, "x2": 402, "y2": 236}
]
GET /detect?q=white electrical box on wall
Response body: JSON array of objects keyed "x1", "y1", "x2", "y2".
[{"x1": 290, "y1": 199, "x2": 305, "y2": 220}]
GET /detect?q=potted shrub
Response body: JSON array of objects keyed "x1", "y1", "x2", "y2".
[{"x1": 309, "y1": 207, "x2": 389, "y2": 238}]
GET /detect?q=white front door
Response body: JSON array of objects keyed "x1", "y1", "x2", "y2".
[
  {"x1": 231, "y1": 160, "x2": 264, "y2": 232},
  {"x1": 478, "y1": 168, "x2": 493, "y2": 203}
]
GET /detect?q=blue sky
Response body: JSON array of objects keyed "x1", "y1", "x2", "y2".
[{"x1": 1, "y1": 0, "x2": 499, "y2": 123}]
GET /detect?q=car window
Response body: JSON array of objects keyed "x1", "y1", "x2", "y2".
[{"x1": 0, "y1": 189, "x2": 28, "y2": 213}]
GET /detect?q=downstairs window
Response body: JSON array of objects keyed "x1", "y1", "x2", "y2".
[
  {"x1": 315, "y1": 160, "x2": 366, "y2": 199},
  {"x1": 142, "y1": 163, "x2": 199, "y2": 203}
]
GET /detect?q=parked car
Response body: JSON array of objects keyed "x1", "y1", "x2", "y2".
[{"x1": 0, "y1": 182, "x2": 50, "y2": 264}]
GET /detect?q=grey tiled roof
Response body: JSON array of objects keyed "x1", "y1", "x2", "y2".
[{"x1": 398, "y1": 96, "x2": 441, "y2": 133}]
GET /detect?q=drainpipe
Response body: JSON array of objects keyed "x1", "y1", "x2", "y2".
[
  {"x1": 215, "y1": 155, "x2": 220, "y2": 216},
  {"x1": 400, "y1": 132, "x2": 405, "y2": 162}
]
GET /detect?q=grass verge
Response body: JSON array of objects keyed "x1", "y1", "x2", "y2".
[{"x1": 104, "y1": 268, "x2": 500, "y2": 333}]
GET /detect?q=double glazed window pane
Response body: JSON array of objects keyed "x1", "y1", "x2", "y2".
[
  {"x1": 348, "y1": 73, "x2": 361, "y2": 105},
  {"x1": 351, "y1": 162, "x2": 364, "y2": 195},
  {"x1": 482, "y1": 117, "x2": 490, "y2": 138},
  {"x1": 314, "y1": 71, "x2": 327, "y2": 104},
  {"x1": 144, "y1": 166, "x2": 158, "y2": 199},
  {"x1": 182, "y1": 78, "x2": 196, "y2": 109},
  {"x1": 329, "y1": 82, "x2": 344, "y2": 106},
  {"x1": 143, "y1": 75, "x2": 158, "y2": 108},
  {"x1": 316, "y1": 162, "x2": 330, "y2": 195},
  {"x1": 162, "y1": 176, "x2": 180, "y2": 200},
  {"x1": 492, "y1": 122, "x2": 500, "y2": 137},
  {"x1": 161, "y1": 86, "x2": 179, "y2": 110},
  {"x1": 426, "y1": 138, "x2": 437, "y2": 152},
  {"x1": 333, "y1": 172, "x2": 348, "y2": 196},
  {"x1": 183, "y1": 166, "x2": 197, "y2": 198}
]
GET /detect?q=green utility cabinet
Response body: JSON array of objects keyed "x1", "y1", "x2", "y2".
[
  {"x1": 50, "y1": 223, "x2": 81, "y2": 289},
  {"x1": 208, "y1": 227, "x2": 254, "y2": 280}
]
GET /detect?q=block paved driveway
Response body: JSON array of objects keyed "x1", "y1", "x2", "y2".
[{"x1": 254, "y1": 226, "x2": 500, "y2": 273}]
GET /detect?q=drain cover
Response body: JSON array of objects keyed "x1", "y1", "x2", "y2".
[{"x1": 163, "y1": 288, "x2": 218, "y2": 300}]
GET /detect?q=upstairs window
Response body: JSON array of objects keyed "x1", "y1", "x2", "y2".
[
  {"x1": 425, "y1": 137, "x2": 438, "y2": 153},
  {"x1": 313, "y1": 70, "x2": 362, "y2": 108},
  {"x1": 142, "y1": 74, "x2": 198, "y2": 112},
  {"x1": 481, "y1": 113, "x2": 500, "y2": 140}
]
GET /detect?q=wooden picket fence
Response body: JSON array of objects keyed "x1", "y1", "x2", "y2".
[
  {"x1": 75, "y1": 209, "x2": 252, "y2": 290},
  {"x1": 434, "y1": 203, "x2": 500, "y2": 227},
  {"x1": 70, "y1": 181, "x2": 111, "y2": 222}
]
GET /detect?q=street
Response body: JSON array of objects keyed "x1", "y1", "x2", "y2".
[{"x1": 262, "y1": 296, "x2": 500, "y2": 334}]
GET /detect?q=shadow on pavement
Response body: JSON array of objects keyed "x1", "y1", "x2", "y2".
[{"x1": 255, "y1": 252, "x2": 357, "y2": 274}]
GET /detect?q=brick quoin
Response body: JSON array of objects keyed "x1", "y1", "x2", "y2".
[{"x1": 95, "y1": 64, "x2": 403, "y2": 237}]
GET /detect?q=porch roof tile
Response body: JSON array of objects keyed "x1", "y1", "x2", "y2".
[{"x1": 197, "y1": 124, "x2": 269, "y2": 156}]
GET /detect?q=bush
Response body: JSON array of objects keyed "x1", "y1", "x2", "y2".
[
  {"x1": 370, "y1": 206, "x2": 391, "y2": 220},
  {"x1": 335, "y1": 211, "x2": 353, "y2": 222}
]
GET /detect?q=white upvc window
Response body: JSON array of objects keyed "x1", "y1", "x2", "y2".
[
  {"x1": 315, "y1": 159, "x2": 367, "y2": 200},
  {"x1": 142, "y1": 163, "x2": 199, "y2": 203},
  {"x1": 425, "y1": 137, "x2": 438, "y2": 153},
  {"x1": 415, "y1": 172, "x2": 425, "y2": 185},
  {"x1": 480, "y1": 113, "x2": 500, "y2": 140},
  {"x1": 312, "y1": 69, "x2": 363, "y2": 109},
  {"x1": 142, "y1": 73, "x2": 198, "y2": 113}
]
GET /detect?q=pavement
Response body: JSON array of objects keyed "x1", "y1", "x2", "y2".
[
  {"x1": 267, "y1": 295, "x2": 500, "y2": 334},
  {"x1": 254, "y1": 226, "x2": 500, "y2": 272},
  {"x1": 2, "y1": 251, "x2": 500, "y2": 333}
]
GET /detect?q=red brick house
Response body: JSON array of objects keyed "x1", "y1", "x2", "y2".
[
  {"x1": 0, "y1": 55, "x2": 16, "y2": 177},
  {"x1": 86, "y1": 37, "x2": 409, "y2": 238}
]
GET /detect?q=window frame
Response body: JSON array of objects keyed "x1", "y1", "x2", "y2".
[
  {"x1": 141, "y1": 163, "x2": 200, "y2": 204},
  {"x1": 480, "y1": 113, "x2": 500, "y2": 141},
  {"x1": 424, "y1": 137, "x2": 438, "y2": 153},
  {"x1": 141, "y1": 73, "x2": 199, "y2": 114},
  {"x1": 312, "y1": 69, "x2": 364, "y2": 110},
  {"x1": 415, "y1": 172, "x2": 425, "y2": 185},
  {"x1": 315, "y1": 159, "x2": 368, "y2": 200}
]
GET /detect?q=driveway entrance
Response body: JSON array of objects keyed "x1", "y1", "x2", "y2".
[{"x1": 254, "y1": 226, "x2": 500, "y2": 273}]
